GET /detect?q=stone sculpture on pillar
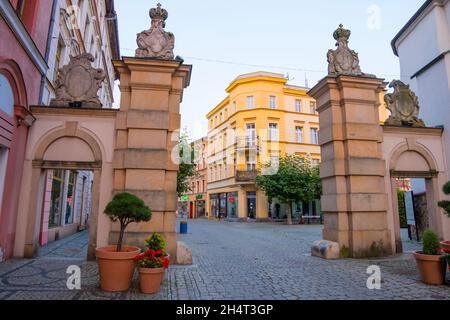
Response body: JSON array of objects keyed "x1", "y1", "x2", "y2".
[
  {"x1": 50, "y1": 53, "x2": 105, "y2": 108},
  {"x1": 384, "y1": 80, "x2": 426, "y2": 127},
  {"x1": 327, "y1": 24, "x2": 363, "y2": 76},
  {"x1": 135, "y1": 3, "x2": 175, "y2": 59}
]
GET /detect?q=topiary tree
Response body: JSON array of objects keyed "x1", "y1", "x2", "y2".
[
  {"x1": 438, "y1": 180, "x2": 450, "y2": 218},
  {"x1": 104, "y1": 192, "x2": 152, "y2": 252},
  {"x1": 422, "y1": 229, "x2": 441, "y2": 255}
]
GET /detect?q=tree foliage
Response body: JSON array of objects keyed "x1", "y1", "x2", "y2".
[
  {"x1": 256, "y1": 155, "x2": 322, "y2": 225},
  {"x1": 104, "y1": 192, "x2": 152, "y2": 252},
  {"x1": 177, "y1": 131, "x2": 197, "y2": 197},
  {"x1": 438, "y1": 180, "x2": 450, "y2": 218}
]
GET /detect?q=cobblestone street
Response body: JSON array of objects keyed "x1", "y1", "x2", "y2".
[{"x1": 0, "y1": 219, "x2": 449, "y2": 300}]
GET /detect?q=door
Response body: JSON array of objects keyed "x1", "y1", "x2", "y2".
[{"x1": 247, "y1": 192, "x2": 256, "y2": 219}]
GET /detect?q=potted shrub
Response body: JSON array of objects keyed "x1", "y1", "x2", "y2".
[
  {"x1": 146, "y1": 232, "x2": 170, "y2": 283},
  {"x1": 134, "y1": 249, "x2": 169, "y2": 294},
  {"x1": 438, "y1": 180, "x2": 450, "y2": 253},
  {"x1": 96, "y1": 192, "x2": 152, "y2": 292},
  {"x1": 413, "y1": 229, "x2": 446, "y2": 285}
]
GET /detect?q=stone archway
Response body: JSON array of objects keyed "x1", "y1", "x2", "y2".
[
  {"x1": 23, "y1": 124, "x2": 104, "y2": 260},
  {"x1": 388, "y1": 137, "x2": 445, "y2": 253}
]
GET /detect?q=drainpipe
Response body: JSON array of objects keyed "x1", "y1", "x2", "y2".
[{"x1": 38, "y1": 0, "x2": 57, "y2": 106}]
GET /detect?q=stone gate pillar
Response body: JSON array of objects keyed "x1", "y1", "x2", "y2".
[
  {"x1": 112, "y1": 57, "x2": 191, "y2": 260},
  {"x1": 110, "y1": 4, "x2": 192, "y2": 260},
  {"x1": 309, "y1": 25, "x2": 392, "y2": 258}
]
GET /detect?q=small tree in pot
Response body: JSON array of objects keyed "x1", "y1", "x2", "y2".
[
  {"x1": 96, "y1": 192, "x2": 152, "y2": 292},
  {"x1": 413, "y1": 229, "x2": 446, "y2": 285}
]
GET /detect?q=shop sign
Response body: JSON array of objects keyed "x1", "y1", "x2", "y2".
[
  {"x1": 181, "y1": 195, "x2": 189, "y2": 202},
  {"x1": 196, "y1": 194, "x2": 203, "y2": 200}
]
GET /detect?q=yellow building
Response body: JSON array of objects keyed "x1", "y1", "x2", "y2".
[{"x1": 206, "y1": 72, "x2": 321, "y2": 221}]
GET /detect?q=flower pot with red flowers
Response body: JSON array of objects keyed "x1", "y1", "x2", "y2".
[
  {"x1": 413, "y1": 229, "x2": 446, "y2": 285},
  {"x1": 145, "y1": 232, "x2": 170, "y2": 283},
  {"x1": 135, "y1": 249, "x2": 168, "y2": 294},
  {"x1": 96, "y1": 193, "x2": 152, "y2": 292}
]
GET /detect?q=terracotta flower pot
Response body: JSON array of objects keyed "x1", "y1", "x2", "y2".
[
  {"x1": 96, "y1": 245, "x2": 141, "y2": 292},
  {"x1": 139, "y1": 267, "x2": 164, "y2": 294},
  {"x1": 413, "y1": 251, "x2": 446, "y2": 285},
  {"x1": 441, "y1": 241, "x2": 450, "y2": 253},
  {"x1": 160, "y1": 268, "x2": 166, "y2": 284}
]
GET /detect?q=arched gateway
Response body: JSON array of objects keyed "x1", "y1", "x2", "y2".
[
  {"x1": 309, "y1": 25, "x2": 450, "y2": 259},
  {"x1": 14, "y1": 4, "x2": 191, "y2": 261}
]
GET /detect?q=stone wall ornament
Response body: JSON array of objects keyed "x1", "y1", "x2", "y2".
[
  {"x1": 135, "y1": 3, "x2": 175, "y2": 59},
  {"x1": 327, "y1": 24, "x2": 363, "y2": 76},
  {"x1": 50, "y1": 53, "x2": 106, "y2": 108},
  {"x1": 384, "y1": 80, "x2": 425, "y2": 127}
]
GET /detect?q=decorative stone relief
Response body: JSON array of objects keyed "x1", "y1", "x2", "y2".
[
  {"x1": 135, "y1": 3, "x2": 175, "y2": 59},
  {"x1": 50, "y1": 53, "x2": 105, "y2": 108},
  {"x1": 384, "y1": 80, "x2": 426, "y2": 127},
  {"x1": 327, "y1": 24, "x2": 363, "y2": 76}
]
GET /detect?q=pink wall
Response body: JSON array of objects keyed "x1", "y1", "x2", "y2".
[{"x1": 0, "y1": 1, "x2": 52, "y2": 260}]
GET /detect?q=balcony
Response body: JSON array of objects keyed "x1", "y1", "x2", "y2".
[
  {"x1": 235, "y1": 137, "x2": 261, "y2": 153},
  {"x1": 235, "y1": 170, "x2": 259, "y2": 182}
]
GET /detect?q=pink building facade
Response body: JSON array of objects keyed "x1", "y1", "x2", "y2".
[{"x1": 0, "y1": 0, "x2": 53, "y2": 261}]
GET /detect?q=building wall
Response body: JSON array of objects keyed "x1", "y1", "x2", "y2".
[
  {"x1": 40, "y1": 0, "x2": 118, "y2": 108},
  {"x1": 205, "y1": 72, "x2": 322, "y2": 221},
  {"x1": 0, "y1": 0, "x2": 52, "y2": 261},
  {"x1": 186, "y1": 137, "x2": 208, "y2": 219},
  {"x1": 393, "y1": 0, "x2": 450, "y2": 183}
]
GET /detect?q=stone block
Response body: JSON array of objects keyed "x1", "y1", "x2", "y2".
[
  {"x1": 130, "y1": 70, "x2": 172, "y2": 86},
  {"x1": 116, "y1": 130, "x2": 128, "y2": 149},
  {"x1": 130, "y1": 89, "x2": 169, "y2": 110},
  {"x1": 176, "y1": 241, "x2": 193, "y2": 265},
  {"x1": 125, "y1": 169, "x2": 165, "y2": 190},
  {"x1": 345, "y1": 140, "x2": 381, "y2": 158},
  {"x1": 127, "y1": 110, "x2": 169, "y2": 129},
  {"x1": 311, "y1": 240, "x2": 340, "y2": 259},
  {"x1": 113, "y1": 169, "x2": 126, "y2": 190},
  {"x1": 128, "y1": 129, "x2": 167, "y2": 149},
  {"x1": 123, "y1": 149, "x2": 168, "y2": 170},
  {"x1": 163, "y1": 211, "x2": 176, "y2": 233}
]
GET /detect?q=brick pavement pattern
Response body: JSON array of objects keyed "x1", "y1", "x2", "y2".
[{"x1": 0, "y1": 219, "x2": 448, "y2": 300}]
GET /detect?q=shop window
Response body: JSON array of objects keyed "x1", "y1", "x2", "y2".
[
  {"x1": 49, "y1": 170, "x2": 64, "y2": 228},
  {"x1": 65, "y1": 171, "x2": 77, "y2": 225}
]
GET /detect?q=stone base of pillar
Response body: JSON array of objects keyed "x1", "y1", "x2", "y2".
[{"x1": 311, "y1": 240, "x2": 340, "y2": 260}]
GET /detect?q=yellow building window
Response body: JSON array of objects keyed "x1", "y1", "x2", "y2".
[
  {"x1": 247, "y1": 96, "x2": 254, "y2": 109},
  {"x1": 269, "y1": 96, "x2": 276, "y2": 109},
  {"x1": 295, "y1": 99, "x2": 302, "y2": 113}
]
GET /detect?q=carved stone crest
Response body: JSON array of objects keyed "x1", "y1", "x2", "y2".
[
  {"x1": 327, "y1": 24, "x2": 363, "y2": 76},
  {"x1": 135, "y1": 3, "x2": 175, "y2": 59},
  {"x1": 50, "y1": 53, "x2": 105, "y2": 108},
  {"x1": 384, "y1": 80, "x2": 425, "y2": 127}
]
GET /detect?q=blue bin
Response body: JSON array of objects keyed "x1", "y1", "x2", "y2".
[{"x1": 180, "y1": 222, "x2": 188, "y2": 234}]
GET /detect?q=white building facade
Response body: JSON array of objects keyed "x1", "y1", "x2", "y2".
[
  {"x1": 40, "y1": 0, "x2": 120, "y2": 108},
  {"x1": 392, "y1": 0, "x2": 450, "y2": 182}
]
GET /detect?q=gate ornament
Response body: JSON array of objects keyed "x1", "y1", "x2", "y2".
[
  {"x1": 135, "y1": 3, "x2": 175, "y2": 59},
  {"x1": 50, "y1": 53, "x2": 105, "y2": 108},
  {"x1": 384, "y1": 80, "x2": 426, "y2": 127},
  {"x1": 327, "y1": 24, "x2": 363, "y2": 76}
]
